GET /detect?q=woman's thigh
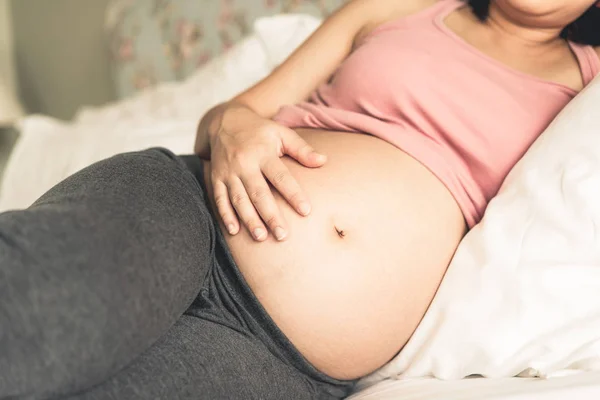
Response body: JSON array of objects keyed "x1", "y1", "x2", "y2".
[
  {"x1": 65, "y1": 314, "x2": 316, "y2": 400},
  {"x1": 0, "y1": 148, "x2": 215, "y2": 398}
]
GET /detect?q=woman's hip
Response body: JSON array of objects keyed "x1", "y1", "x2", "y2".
[{"x1": 182, "y1": 154, "x2": 359, "y2": 398}]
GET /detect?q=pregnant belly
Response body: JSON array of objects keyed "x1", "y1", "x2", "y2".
[{"x1": 202, "y1": 129, "x2": 466, "y2": 380}]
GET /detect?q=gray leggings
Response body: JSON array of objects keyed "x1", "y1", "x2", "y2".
[{"x1": 0, "y1": 148, "x2": 356, "y2": 400}]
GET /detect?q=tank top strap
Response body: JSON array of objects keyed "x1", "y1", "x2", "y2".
[
  {"x1": 366, "y1": 0, "x2": 464, "y2": 38},
  {"x1": 569, "y1": 43, "x2": 600, "y2": 86},
  {"x1": 407, "y1": 0, "x2": 464, "y2": 25},
  {"x1": 435, "y1": 0, "x2": 466, "y2": 15}
]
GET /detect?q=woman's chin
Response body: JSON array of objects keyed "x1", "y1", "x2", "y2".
[{"x1": 494, "y1": 0, "x2": 594, "y2": 26}]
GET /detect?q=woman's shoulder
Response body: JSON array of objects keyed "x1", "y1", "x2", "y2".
[{"x1": 355, "y1": 0, "x2": 440, "y2": 45}]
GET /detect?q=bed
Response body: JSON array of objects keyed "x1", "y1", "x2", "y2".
[
  {"x1": 348, "y1": 372, "x2": 600, "y2": 399},
  {"x1": 3, "y1": 1, "x2": 600, "y2": 399}
]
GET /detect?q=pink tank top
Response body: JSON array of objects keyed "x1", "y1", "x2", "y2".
[{"x1": 272, "y1": 0, "x2": 600, "y2": 228}]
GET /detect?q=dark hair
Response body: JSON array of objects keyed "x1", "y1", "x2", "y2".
[{"x1": 467, "y1": 0, "x2": 600, "y2": 46}]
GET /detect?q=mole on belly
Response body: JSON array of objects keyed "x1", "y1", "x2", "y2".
[{"x1": 334, "y1": 226, "x2": 346, "y2": 239}]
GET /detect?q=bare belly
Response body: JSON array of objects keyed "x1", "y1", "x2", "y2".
[{"x1": 202, "y1": 129, "x2": 467, "y2": 380}]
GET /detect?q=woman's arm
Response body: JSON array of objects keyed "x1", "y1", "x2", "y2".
[
  {"x1": 196, "y1": 0, "x2": 435, "y2": 241},
  {"x1": 196, "y1": 0, "x2": 436, "y2": 153},
  {"x1": 195, "y1": 0, "x2": 369, "y2": 155},
  {"x1": 234, "y1": 0, "x2": 409, "y2": 118}
]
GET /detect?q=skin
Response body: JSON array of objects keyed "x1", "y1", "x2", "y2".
[
  {"x1": 436, "y1": 0, "x2": 599, "y2": 97},
  {"x1": 494, "y1": 0, "x2": 596, "y2": 31},
  {"x1": 195, "y1": 0, "x2": 600, "y2": 380}
]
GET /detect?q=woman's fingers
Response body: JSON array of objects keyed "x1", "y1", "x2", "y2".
[
  {"x1": 280, "y1": 128, "x2": 327, "y2": 168},
  {"x1": 262, "y1": 159, "x2": 311, "y2": 217},
  {"x1": 213, "y1": 179, "x2": 239, "y2": 235},
  {"x1": 210, "y1": 123, "x2": 321, "y2": 242},
  {"x1": 227, "y1": 177, "x2": 269, "y2": 242},
  {"x1": 240, "y1": 170, "x2": 288, "y2": 241}
]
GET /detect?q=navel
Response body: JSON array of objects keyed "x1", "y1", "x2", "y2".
[{"x1": 334, "y1": 226, "x2": 346, "y2": 239}]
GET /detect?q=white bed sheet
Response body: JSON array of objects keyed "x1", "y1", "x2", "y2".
[{"x1": 349, "y1": 372, "x2": 600, "y2": 400}]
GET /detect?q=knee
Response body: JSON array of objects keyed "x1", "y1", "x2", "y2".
[
  {"x1": 116, "y1": 147, "x2": 200, "y2": 184},
  {"x1": 113, "y1": 147, "x2": 183, "y2": 171},
  {"x1": 134, "y1": 147, "x2": 179, "y2": 161}
]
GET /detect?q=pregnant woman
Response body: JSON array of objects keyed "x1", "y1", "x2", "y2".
[{"x1": 1, "y1": 1, "x2": 599, "y2": 399}]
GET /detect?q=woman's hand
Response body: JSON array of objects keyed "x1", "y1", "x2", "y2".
[{"x1": 208, "y1": 104, "x2": 326, "y2": 242}]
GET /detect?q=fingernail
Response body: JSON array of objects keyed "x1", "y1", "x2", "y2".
[
  {"x1": 227, "y1": 224, "x2": 235, "y2": 234},
  {"x1": 253, "y1": 228, "x2": 266, "y2": 240},
  {"x1": 316, "y1": 153, "x2": 327, "y2": 163},
  {"x1": 274, "y1": 227, "x2": 287, "y2": 241},
  {"x1": 299, "y1": 202, "x2": 311, "y2": 216}
]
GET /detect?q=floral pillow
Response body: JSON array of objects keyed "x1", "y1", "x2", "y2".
[{"x1": 106, "y1": 0, "x2": 346, "y2": 99}]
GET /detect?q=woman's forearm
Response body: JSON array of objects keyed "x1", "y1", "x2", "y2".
[{"x1": 194, "y1": 101, "x2": 252, "y2": 159}]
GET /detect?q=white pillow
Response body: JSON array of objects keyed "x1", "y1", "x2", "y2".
[
  {"x1": 359, "y1": 75, "x2": 600, "y2": 389},
  {"x1": 0, "y1": 14, "x2": 321, "y2": 211}
]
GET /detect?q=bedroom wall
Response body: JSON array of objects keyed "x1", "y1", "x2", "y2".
[
  {"x1": 0, "y1": 0, "x2": 17, "y2": 97},
  {"x1": 0, "y1": 0, "x2": 18, "y2": 179},
  {"x1": 11, "y1": 0, "x2": 117, "y2": 120}
]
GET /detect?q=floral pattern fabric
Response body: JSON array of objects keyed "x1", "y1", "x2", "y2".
[{"x1": 106, "y1": 0, "x2": 346, "y2": 98}]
